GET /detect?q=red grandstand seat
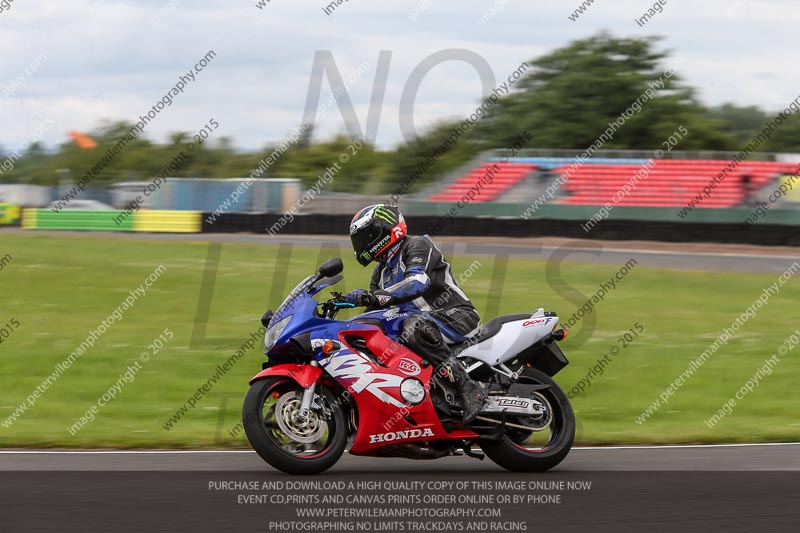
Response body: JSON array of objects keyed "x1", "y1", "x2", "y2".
[
  {"x1": 427, "y1": 162, "x2": 538, "y2": 203},
  {"x1": 551, "y1": 159, "x2": 793, "y2": 208}
]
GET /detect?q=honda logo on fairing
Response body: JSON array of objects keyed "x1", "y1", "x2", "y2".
[
  {"x1": 369, "y1": 428, "x2": 434, "y2": 444},
  {"x1": 382, "y1": 308, "x2": 407, "y2": 320}
]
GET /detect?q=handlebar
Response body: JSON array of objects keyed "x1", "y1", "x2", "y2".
[{"x1": 318, "y1": 292, "x2": 356, "y2": 319}]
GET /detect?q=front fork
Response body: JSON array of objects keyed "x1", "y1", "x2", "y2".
[{"x1": 295, "y1": 361, "x2": 319, "y2": 423}]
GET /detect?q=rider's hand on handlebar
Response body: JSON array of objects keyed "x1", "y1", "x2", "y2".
[
  {"x1": 343, "y1": 289, "x2": 394, "y2": 308},
  {"x1": 343, "y1": 289, "x2": 371, "y2": 306}
]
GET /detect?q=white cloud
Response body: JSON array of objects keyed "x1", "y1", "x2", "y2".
[{"x1": 0, "y1": 0, "x2": 798, "y2": 152}]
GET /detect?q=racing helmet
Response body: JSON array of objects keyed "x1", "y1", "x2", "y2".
[{"x1": 349, "y1": 204, "x2": 407, "y2": 266}]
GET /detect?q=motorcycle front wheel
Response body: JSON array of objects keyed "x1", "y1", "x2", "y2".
[
  {"x1": 479, "y1": 367, "x2": 575, "y2": 472},
  {"x1": 243, "y1": 377, "x2": 348, "y2": 475}
]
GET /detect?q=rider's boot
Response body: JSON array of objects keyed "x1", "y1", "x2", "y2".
[{"x1": 440, "y1": 357, "x2": 487, "y2": 425}]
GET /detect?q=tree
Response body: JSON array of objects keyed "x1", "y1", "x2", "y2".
[
  {"x1": 706, "y1": 103, "x2": 768, "y2": 145},
  {"x1": 271, "y1": 135, "x2": 384, "y2": 193},
  {"x1": 384, "y1": 120, "x2": 486, "y2": 194},
  {"x1": 478, "y1": 33, "x2": 734, "y2": 151},
  {"x1": 761, "y1": 113, "x2": 800, "y2": 153}
]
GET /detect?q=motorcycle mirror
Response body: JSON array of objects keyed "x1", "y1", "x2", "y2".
[{"x1": 318, "y1": 257, "x2": 343, "y2": 278}]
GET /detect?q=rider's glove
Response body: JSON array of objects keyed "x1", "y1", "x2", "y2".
[
  {"x1": 343, "y1": 289, "x2": 394, "y2": 308},
  {"x1": 344, "y1": 289, "x2": 370, "y2": 306}
]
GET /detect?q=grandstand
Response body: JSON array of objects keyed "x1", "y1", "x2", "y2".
[
  {"x1": 559, "y1": 160, "x2": 796, "y2": 208},
  {"x1": 426, "y1": 155, "x2": 797, "y2": 208}
]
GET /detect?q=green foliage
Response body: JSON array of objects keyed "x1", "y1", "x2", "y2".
[
  {"x1": 706, "y1": 104, "x2": 769, "y2": 144},
  {"x1": 703, "y1": 103, "x2": 800, "y2": 153},
  {"x1": 761, "y1": 113, "x2": 800, "y2": 153},
  {"x1": 384, "y1": 121, "x2": 486, "y2": 194},
  {"x1": 270, "y1": 135, "x2": 387, "y2": 193}
]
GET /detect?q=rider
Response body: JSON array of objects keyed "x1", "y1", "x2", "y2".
[{"x1": 344, "y1": 204, "x2": 487, "y2": 424}]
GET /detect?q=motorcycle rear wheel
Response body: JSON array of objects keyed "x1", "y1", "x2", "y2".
[
  {"x1": 243, "y1": 377, "x2": 348, "y2": 475},
  {"x1": 479, "y1": 367, "x2": 575, "y2": 472}
]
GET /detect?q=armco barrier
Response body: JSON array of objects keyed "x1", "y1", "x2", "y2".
[
  {"x1": 202, "y1": 212, "x2": 352, "y2": 235},
  {"x1": 22, "y1": 209, "x2": 135, "y2": 231},
  {"x1": 0, "y1": 203, "x2": 21, "y2": 225},
  {"x1": 18, "y1": 207, "x2": 800, "y2": 246},
  {"x1": 21, "y1": 209, "x2": 200, "y2": 233},
  {"x1": 200, "y1": 212, "x2": 800, "y2": 246},
  {"x1": 134, "y1": 211, "x2": 201, "y2": 233}
]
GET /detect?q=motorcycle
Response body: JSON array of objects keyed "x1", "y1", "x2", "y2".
[{"x1": 243, "y1": 257, "x2": 575, "y2": 475}]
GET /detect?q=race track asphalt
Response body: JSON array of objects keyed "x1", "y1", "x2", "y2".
[
  {"x1": 1, "y1": 442, "x2": 798, "y2": 471},
  {"x1": 1, "y1": 445, "x2": 799, "y2": 532}
]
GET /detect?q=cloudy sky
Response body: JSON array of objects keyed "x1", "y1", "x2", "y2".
[{"x1": 1, "y1": 0, "x2": 799, "y2": 152}]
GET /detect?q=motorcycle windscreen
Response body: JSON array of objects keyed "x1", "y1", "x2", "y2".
[{"x1": 274, "y1": 275, "x2": 315, "y2": 318}]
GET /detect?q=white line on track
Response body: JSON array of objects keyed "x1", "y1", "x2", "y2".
[
  {"x1": 1, "y1": 442, "x2": 798, "y2": 454},
  {"x1": 536, "y1": 245, "x2": 800, "y2": 261},
  {"x1": 570, "y1": 442, "x2": 800, "y2": 450},
  {"x1": 0, "y1": 450, "x2": 255, "y2": 454},
  {"x1": 265, "y1": 236, "x2": 800, "y2": 260}
]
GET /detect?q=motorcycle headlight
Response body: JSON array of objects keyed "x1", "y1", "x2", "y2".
[{"x1": 264, "y1": 315, "x2": 292, "y2": 352}]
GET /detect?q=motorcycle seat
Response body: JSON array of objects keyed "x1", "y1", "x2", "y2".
[{"x1": 458, "y1": 313, "x2": 529, "y2": 348}]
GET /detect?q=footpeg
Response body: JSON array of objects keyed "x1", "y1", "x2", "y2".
[
  {"x1": 461, "y1": 444, "x2": 484, "y2": 461},
  {"x1": 439, "y1": 365, "x2": 456, "y2": 383}
]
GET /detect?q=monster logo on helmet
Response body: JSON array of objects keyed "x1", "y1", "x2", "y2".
[
  {"x1": 372, "y1": 206, "x2": 397, "y2": 224},
  {"x1": 368, "y1": 234, "x2": 391, "y2": 255},
  {"x1": 349, "y1": 204, "x2": 408, "y2": 266}
]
